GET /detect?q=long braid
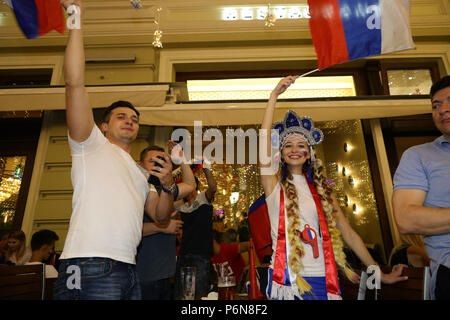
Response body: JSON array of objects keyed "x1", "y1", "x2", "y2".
[
  {"x1": 280, "y1": 170, "x2": 312, "y2": 294},
  {"x1": 311, "y1": 158, "x2": 357, "y2": 281}
]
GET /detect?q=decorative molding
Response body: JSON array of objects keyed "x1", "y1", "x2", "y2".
[
  {"x1": 158, "y1": 43, "x2": 450, "y2": 83},
  {"x1": 44, "y1": 162, "x2": 72, "y2": 171},
  {"x1": 39, "y1": 190, "x2": 73, "y2": 200},
  {"x1": 33, "y1": 219, "x2": 70, "y2": 228}
]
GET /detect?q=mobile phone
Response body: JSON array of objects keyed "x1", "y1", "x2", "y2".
[{"x1": 148, "y1": 155, "x2": 166, "y2": 187}]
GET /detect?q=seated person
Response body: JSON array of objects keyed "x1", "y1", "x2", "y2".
[
  {"x1": 25, "y1": 229, "x2": 59, "y2": 279},
  {"x1": 2, "y1": 230, "x2": 31, "y2": 265}
]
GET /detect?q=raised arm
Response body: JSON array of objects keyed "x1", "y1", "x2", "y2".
[
  {"x1": 203, "y1": 166, "x2": 217, "y2": 203},
  {"x1": 392, "y1": 189, "x2": 450, "y2": 235},
  {"x1": 61, "y1": 0, "x2": 94, "y2": 142},
  {"x1": 144, "y1": 153, "x2": 174, "y2": 225},
  {"x1": 168, "y1": 140, "x2": 196, "y2": 200},
  {"x1": 259, "y1": 76, "x2": 298, "y2": 196}
]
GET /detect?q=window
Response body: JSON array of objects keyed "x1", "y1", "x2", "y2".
[
  {"x1": 387, "y1": 69, "x2": 433, "y2": 95},
  {"x1": 0, "y1": 156, "x2": 27, "y2": 230},
  {"x1": 186, "y1": 76, "x2": 356, "y2": 101}
]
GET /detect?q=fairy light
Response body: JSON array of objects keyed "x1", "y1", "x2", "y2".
[
  {"x1": 0, "y1": 176, "x2": 21, "y2": 202},
  {"x1": 265, "y1": 3, "x2": 276, "y2": 27},
  {"x1": 152, "y1": 7, "x2": 163, "y2": 48}
]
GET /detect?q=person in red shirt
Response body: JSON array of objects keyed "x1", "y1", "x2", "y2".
[{"x1": 211, "y1": 229, "x2": 249, "y2": 285}]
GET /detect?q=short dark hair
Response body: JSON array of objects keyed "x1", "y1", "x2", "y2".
[
  {"x1": 102, "y1": 100, "x2": 140, "y2": 123},
  {"x1": 139, "y1": 145, "x2": 165, "y2": 162},
  {"x1": 30, "y1": 230, "x2": 59, "y2": 251},
  {"x1": 430, "y1": 75, "x2": 450, "y2": 100}
]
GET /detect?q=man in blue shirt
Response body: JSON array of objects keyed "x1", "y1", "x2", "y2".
[{"x1": 393, "y1": 75, "x2": 450, "y2": 300}]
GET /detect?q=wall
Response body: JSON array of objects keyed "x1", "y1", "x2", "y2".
[{"x1": 0, "y1": 0, "x2": 448, "y2": 252}]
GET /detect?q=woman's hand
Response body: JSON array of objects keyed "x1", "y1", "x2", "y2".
[
  {"x1": 271, "y1": 75, "x2": 299, "y2": 97},
  {"x1": 380, "y1": 264, "x2": 409, "y2": 284}
]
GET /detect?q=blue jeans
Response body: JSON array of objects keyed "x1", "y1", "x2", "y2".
[{"x1": 53, "y1": 257, "x2": 141, "y2": 300}]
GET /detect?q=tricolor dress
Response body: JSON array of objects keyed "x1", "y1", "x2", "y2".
[{"x1": 265, "y1": 174, "x2": 341, "y2": 300}]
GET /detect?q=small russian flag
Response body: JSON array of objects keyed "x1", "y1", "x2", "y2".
[
  {"x1": 307, "y1": 0, "x2": 415, "y2": 70},
  {"x1": 4, "y1": 0, "x2": 65, "y2": 39}
]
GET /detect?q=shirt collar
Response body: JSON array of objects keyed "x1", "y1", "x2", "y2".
[{"x1": 436, "y1": 135, "x2": 450, "y2": 145}]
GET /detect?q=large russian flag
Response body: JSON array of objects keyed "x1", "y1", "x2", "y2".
[
  {"x1": 4, "y1": 0, "x2": 65, "y2": 39},
  {"x1": 247, "y1": 194, "x2": 273, "y2": 263},
  {"x1": 308, "y1": 0, "x2": 414, "y2": 70}
]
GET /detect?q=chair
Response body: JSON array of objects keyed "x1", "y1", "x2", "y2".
[
  {"x1": 339, "y1": 269, "x2": 363, "y2": 300},
  {"x1": 0, "y1": 264, "x2": 45, "y2": 300},
  {"x1": 357, "y1": 266, "x2": 431, "y2": 300}
]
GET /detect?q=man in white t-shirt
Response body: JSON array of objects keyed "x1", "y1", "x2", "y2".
[
  {"x1": 54, "y1": 0, "x2": 175, "y2": 300},
  {"x1": 26, "y1": 230, "x2": 59, "y2": 279}
]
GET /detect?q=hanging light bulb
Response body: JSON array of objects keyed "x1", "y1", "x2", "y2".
[{"x1": 265, "y1": 3, "x2": 276, "y2": 27}]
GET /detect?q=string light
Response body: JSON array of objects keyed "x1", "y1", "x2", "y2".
[
  {"x1": 152, "y1": 7, "x2": 163, "y2": 48},
  {"x1": 0, "y1": 157, "x2": 25, "y2": 225}
]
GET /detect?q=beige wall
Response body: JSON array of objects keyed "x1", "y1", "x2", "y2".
[{"x1": 0, "y1": 0, "x2": 448, "y2": 251}]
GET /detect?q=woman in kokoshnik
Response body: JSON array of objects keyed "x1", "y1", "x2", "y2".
[{"x1": 259, "y1": 76, "x2": 408, "y2": 300}]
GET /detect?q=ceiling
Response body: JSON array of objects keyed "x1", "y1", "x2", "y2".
[{"x1": 0, "y1": 0, "x2": 449, "y2": 48}]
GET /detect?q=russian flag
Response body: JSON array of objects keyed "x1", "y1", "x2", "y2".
[
  {"x1": 4, "y1": 0, "x2": 65, "y2": 39},
  {"x1": 308, "y1": 0, "x2": 414, "y2": 70},
  {"x1": 247, "y1": 194, "x2": 273, "y2": 263}
]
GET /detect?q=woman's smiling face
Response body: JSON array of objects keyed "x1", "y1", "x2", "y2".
[{"x1": 281, "y1": 134, "x2": 311, "y2": 169}]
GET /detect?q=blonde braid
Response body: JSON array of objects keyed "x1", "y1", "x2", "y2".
[
  {"x1": 281, "y1": 172, "x2": 312, "y2": 294},
  {"x1": 312, "y1": 159, "x2": 357, "y2": 281}
]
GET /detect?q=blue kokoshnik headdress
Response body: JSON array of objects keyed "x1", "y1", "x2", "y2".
[
  {"x1": 272, "y1": 110, "x2": 324, "y2": 183},
  {"x1": 273, "y1": 110, "x2": 324, "y2": 148}
]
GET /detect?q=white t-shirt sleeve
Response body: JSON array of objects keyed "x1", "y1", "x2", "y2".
[
  {"x1": 196, "y1": 191, "x2": 211, "y2": 205},
  {"x1": 68, "y1": 125, "x2": 107, "y2": 155}
]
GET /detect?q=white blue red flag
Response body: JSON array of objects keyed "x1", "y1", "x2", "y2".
[
  {"x1": 307, "y1": 0, "x2": 414, "y2": 70},
  {"x1": 4, "y1": 0, "x2": 65, "y2": 39}
]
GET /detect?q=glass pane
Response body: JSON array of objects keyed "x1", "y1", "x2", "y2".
[
  {"x1": 0, "y1": 156, "x2": 27, "y2": 231},
  {"x1": 318, "y1": 120, "x2": 386, "y2": 262},
  {"x1": 187, "y1": 76, "x2": 356, "y2": 101},
  {"x1": 184, "y1": 119, "x2": 385, "y2": 262},
  {"x1": 387, "y1": 69, "x2": 433, "y2": 95}
]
